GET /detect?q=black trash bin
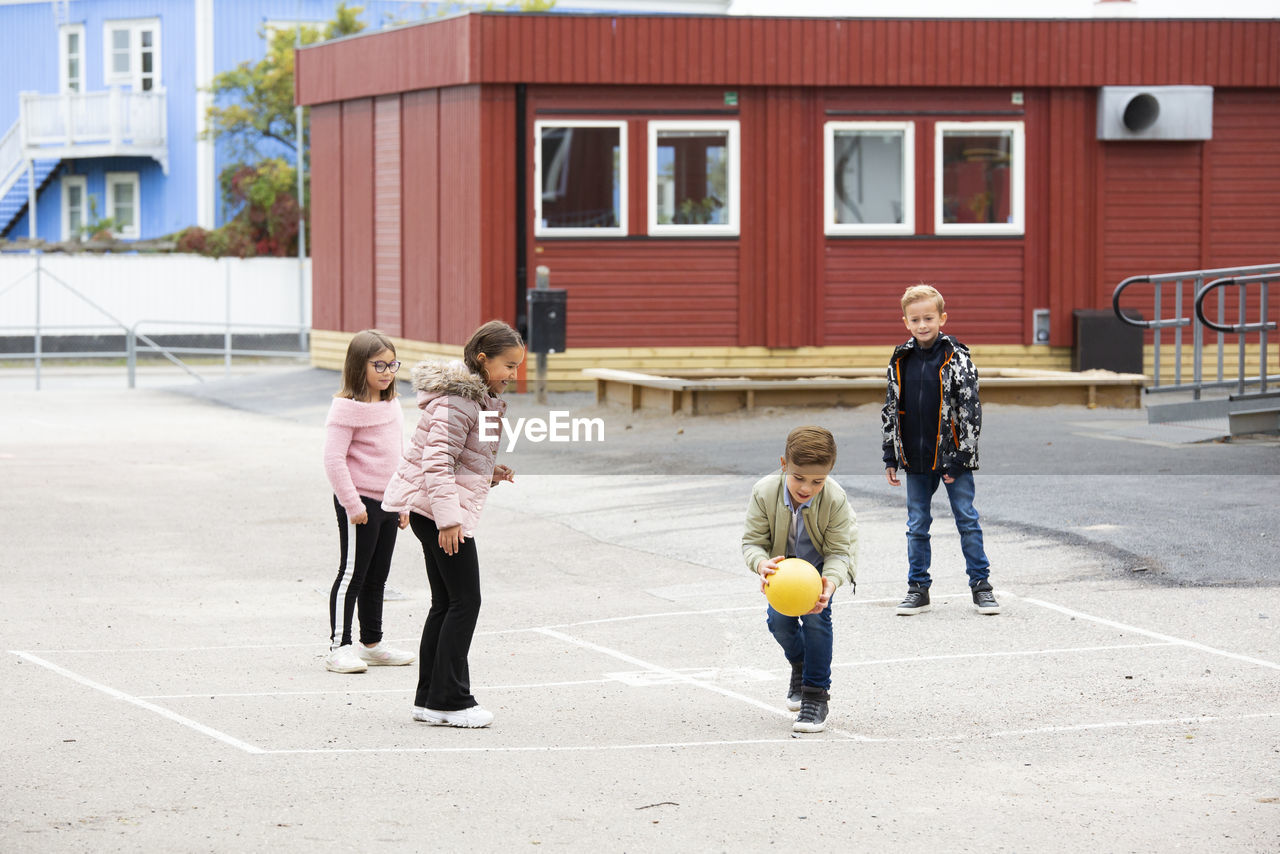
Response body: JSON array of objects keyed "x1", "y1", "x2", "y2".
[
  {"x1": 526, "y1": 288, "x2": 567, "y2": 354},
  {"x1": 1073, "y1": 308, "x2": 1143, "y2": 373}
]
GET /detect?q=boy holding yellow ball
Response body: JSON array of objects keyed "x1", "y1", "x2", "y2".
[{"x1": 742, "y1": 426, "x2": 858, "y2": 733}]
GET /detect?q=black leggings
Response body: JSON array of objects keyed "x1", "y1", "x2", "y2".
[
  {"x1": 329, "y1": 495, "x2": 399, "y2": 648},
  {"x1": 409, "y1": 513, "x2": 482, "y2": 711}
]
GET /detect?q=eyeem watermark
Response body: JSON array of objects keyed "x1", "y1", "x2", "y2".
[{"x1": 479, "y1": 411, "x2": 605, "y2": 452}]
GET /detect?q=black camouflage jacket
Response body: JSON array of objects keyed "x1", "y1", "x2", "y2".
[{"x1": 880, "y1": 334, "x2": 981, "y2": 473}]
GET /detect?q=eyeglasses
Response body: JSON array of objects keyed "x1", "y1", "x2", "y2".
[{"x1": 369, "y1": 360, "x2": 401, "y2": 373}]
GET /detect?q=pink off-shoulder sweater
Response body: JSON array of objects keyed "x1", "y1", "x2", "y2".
[{"x1": 323, "y1": 397, "x2": 405, "y2": 518}]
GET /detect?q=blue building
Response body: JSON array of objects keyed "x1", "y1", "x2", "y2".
[{"x1": 0, "y1": 0, "x2": 729, "y2": 243}]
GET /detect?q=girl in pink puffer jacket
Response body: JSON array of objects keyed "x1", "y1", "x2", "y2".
[{"x1": 382, "y1": 320, "x2": 524, "y2": 729}]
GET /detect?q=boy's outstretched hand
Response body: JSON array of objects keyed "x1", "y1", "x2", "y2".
[
  {"x1": 757, "y1": 555, "x2": 784, "y2": 594},
  {"x1": 885, "y1": 466, "x2": 900, "y2": 487}
]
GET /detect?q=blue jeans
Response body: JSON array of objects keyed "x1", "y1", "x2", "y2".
[
  {"x1": 905, "y1": 470, "x2": 990, "y2": 589},
  {"x1": 766, "y1": 602, "x2": 833, "y2": 691}
]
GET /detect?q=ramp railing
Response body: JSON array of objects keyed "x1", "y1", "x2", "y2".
[
  {"x1": 1194, "y1": 271, "x2": 1277, "y2": 396},
  {"x1": 1113, "y1": 262, "x2": 1280, "y2": 398}
]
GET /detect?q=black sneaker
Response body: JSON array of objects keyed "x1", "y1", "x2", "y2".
[
  {"x1": 896, "y1": 586, "x2": 931, "y2": 615},
  {"x1": 793, "y1": 686, "x2": 829, "y2": 733},
  {"x1": 786, "y1": 661, "x2": 804, "y2": 712},
  {"x1": 972, "y1": 583, "x2": 1001, "y2": 615}
]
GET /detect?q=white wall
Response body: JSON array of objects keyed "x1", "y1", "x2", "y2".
[{"x1": 0, "y1": 254, "x2": 311, "y2": 336}]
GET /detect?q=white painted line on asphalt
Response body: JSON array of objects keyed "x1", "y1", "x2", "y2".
[
  {"x1": 137, "y1": 677, "x2": 612, "y2": 700},
  {"x1": 920, "y1": 711, "x2": 1280, "y2": 743},
  {"x1": 830, "y1": 641, "x2": 1178, "y2": 671},
  {"x1": 260, "y1": 737, "x2": 843, "y2": 755},
  {"x1": 12, "y1": 651, "x2": 263, "y2": 754},
  {"x1": 253, "y1": 710, "x2": 1280, "y2": 755},
  {"x1": 1017, "y1": 596, "x2": 1280, "y2": 672},
  {"x1": 535, "y1": 627, "x2": 871, "y2": 742}
]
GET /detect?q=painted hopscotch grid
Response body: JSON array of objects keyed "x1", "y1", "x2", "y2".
[{"x1": 12, "y1": 593, "x2": 1280, "y2": 755}]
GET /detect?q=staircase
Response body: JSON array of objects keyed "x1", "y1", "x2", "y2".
[{"x1": 0, "y1": 157, "x2": 61, "y2": 238}]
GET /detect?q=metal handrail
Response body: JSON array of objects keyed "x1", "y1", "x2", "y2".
[
  {"x1": 1112, "y1": 262, "x2": 1280, "y2": 396},
  {"x1": 1194, "y1": 272, "x2": 1276, "y2": 395}
]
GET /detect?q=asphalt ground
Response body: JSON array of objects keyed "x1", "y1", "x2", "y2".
[{"x1": 2, "y1": 367, "x2": 1278, "y2": 852}]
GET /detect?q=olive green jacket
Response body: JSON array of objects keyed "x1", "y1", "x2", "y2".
[{"x1": 741, "y1": 472, "x2": 858, "y2": 590}]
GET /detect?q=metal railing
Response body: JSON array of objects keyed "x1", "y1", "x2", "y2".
[
  {"x1": 1194, "y1": 271, "x2": 1276, "y2": 396},
  {"x1": 1112, "y1": 262, "x2": 1280, "y2": 398}
]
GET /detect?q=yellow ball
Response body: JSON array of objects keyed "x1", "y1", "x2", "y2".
[{"x1": 765, "y1": 558, "x2": 822, "y2": 617}]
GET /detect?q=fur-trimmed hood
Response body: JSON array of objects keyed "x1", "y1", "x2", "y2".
[{"x1": 410, "y1": 359, "x2": 492, "y2": 407}]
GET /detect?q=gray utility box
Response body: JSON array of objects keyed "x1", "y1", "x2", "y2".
[
  {"x1": 1074, "y1": 309, "x2": 1144, "y2": 374},
  {"x1": 1097, "y1": 85, "x2": 1213, "y2": 141},
  {"x1": 526, "y1": 288, "x2": 567, "y2": 354}
]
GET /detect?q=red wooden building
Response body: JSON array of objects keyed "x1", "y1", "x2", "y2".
[{"x1": 295, "y1": 13, "x2": 1280, "y2": 380}]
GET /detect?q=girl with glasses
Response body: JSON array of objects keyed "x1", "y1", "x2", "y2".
[{"x1": 322, "y1": 330, "x2": 416, "y2": 674}]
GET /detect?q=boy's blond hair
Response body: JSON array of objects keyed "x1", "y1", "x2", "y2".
[
  {"x1": 784, "y1": 426, "x2": 837, "y2": 468},
  {"x1": 901, "y1": 284, "x2": 945, "y2": 315}
]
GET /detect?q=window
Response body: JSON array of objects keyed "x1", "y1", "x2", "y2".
[
  {"x1": 61, "y1": 175, "x2": 87, "y2": 241},
  {"x1": 534, "y1": 121, "x2": 627, "y2": 237},
  {"x1": 825, "y1": 122, "x2": 915, "y2": 236},
  {"x1": 648, "y1": 121, "x2": 740, "y2": 237},
  {"x1": 59, "y1": 24, "x2": 85, "y2": 93},
  {"x1": 103, "y1": 19, "x2": 161, "y2": 91},
  {"x1": 934, "y1": 121, "x2": 1024, "y2": 235},
  {"x1": 105, "y1": 172, "x2": 140, "y2": 239}
]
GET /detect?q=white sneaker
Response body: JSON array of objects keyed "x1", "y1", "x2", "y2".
[
  {"x1": 357, "y1": 642, "x2": 415, "y2": 666},
  {"x1": 325, "y1": 644, "x2": 367, "y2": 673},
  {"x1": 412, "y1": 705, "x2": 494, "y2": 728}
]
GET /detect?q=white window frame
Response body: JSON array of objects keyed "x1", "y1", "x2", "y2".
[
  {"x1": 824, "y1": 121, "x2": 915, "y2": 236},
  {"x1": 647, "y1": 120, "x2": 740, "y2": 238},
  {"x1": 59, "y1": 23, "x2": 85, "y2": 93},
  {"x1": 105, "y1": 171, "x2": 140, "y2": 239},
  {"x1": 534, "y1": 120, "x2": 629, "y2": 238},
  {"x1": 61, "y1": 175, "x2": 87, "y2": 241},
  {"x1": 103, "y1": 18, "x2": 162, "y2": 91},
  {"x1": 933, "y1": 121, "x2": 1025, "y2": 236}
]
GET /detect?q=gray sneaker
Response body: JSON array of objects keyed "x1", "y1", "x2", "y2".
[
  {"x1": 792, "y1": 687, "x2": 829, "y2": 733},
  {"x1": 786, "y1": 661, "x2": 804, "y2": 712},
  {"x1": 896, "y1": 586, "x2": 931, "y2": 615},
  {"x1": 972, "y1": 584, "x2": 1001, "y2": 615}
]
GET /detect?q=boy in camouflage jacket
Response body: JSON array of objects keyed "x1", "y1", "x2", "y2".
[{"x1": 881, "y1": 285, "x2": 1000, "y2": 617}]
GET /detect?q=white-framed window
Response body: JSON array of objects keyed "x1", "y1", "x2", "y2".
[
  {"x1": 825, "y1": 121, "x2": 915, "y2": 236},
  {"x1": 934, "y1": 121, "x2": 1024, "y2": 236},
  {"x1": 534, "y1": 121, "x2": 628, "y2": 238},
  {"x1": 103, "y1": 18, "x2": 161, "y2": 91},
  {"x1": 105, "y1": 172, "x2": 140, "y2": 239},
  {"x1": 648, "y1": 120, "x2": 740, "y2": 237},
  {"x1": 59, "y1": 24, "x2": 85, "y2": 93},
  {"x1": 61, "y1": 175, "x2": 87, "y2": 241}
]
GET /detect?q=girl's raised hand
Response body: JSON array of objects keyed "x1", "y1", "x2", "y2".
[
  {"x1": 492, "y1": 464, "x2": 515, "y2": 485},
  {"x1": 438, "y1": 524, "x2": 465, "y2": 556}
]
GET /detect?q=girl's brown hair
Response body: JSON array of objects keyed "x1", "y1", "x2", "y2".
[
  {"x1": 463, "y1": 320, "x2": 524, "y2": 380},
  {"x1": 338, "y1": 329, "x2": 398, "y2": 401}
]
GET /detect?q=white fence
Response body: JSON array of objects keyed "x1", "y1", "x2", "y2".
[
  {"x1": 0, "y1": 253, "x2": 310, "y2": 335},
  {"x1": 0, "y1": 253, "x2": 311, "y2": 388}
]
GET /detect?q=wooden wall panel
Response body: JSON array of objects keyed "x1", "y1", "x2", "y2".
[
  {"x1": 1206, "y1": 91, "x2": 1280, "y2": 267},
  {"x1": 1045, "y1": 89, "x2": 1097, "y2": 345},
  {"x1": 824, "y1": 242, "x2": 1026, "y2": 345},
  {"x1": 762, "y1": 88, "x2": 819, "y2": 349},
  {"x1": 480, "y1": 85, "x2": 517, "y2": 325},
  {"x1": 1098, "y1": 141, "x2": 1203, "y2": 316},
  {"x1": 298, "y1": 17, "x2": 1280, "y2": 105},
  {"x1": 310, "y1": 103, "x2": 343, "y2": 331},
  {"x1": 373, "y1": 94, "x2": 402, "y2": 337},
  {"x1": 533, "y1": 242, "x2": 739, "y2": 347},
  {"x1": 340, "y1": 98, "x2": 374, "y2": 332},
  {"x1": 401, "y1": 90, "x2": 441, "y2": 344},
  {"x1": 437, "y1": 86, "x2": 483, "y2": 345}
]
